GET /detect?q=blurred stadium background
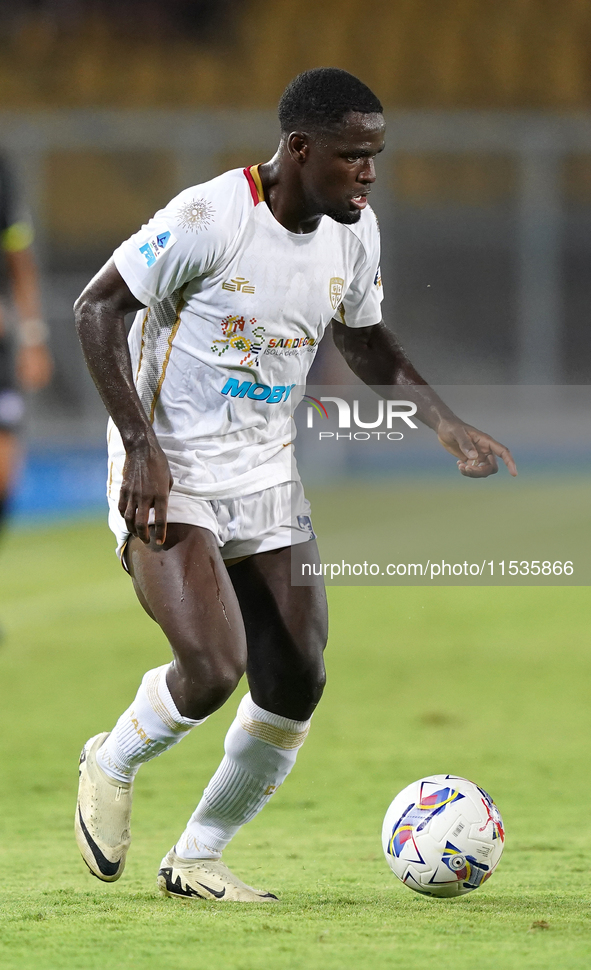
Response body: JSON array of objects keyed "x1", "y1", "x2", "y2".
[
  {"x1": 2, "y1": 13, "x2": 590, "y2": 968},
  {"x1": 1, "y1": 0, "x2": 590, "y2": 518}
]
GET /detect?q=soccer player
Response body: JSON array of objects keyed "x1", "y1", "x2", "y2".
[
  {"x1": 0, "y1": 154, "x2": 52, "y2": 556},
  {"x1": 74, "y1": 68, "x2": 516, "y2": 902}
]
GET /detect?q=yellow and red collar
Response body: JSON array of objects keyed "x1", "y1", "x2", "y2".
[{"x1": 243, "y1": 164, "x2": 265, "y2": 205}]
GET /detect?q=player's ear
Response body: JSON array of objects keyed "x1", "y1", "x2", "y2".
[{"x1": 286, "y1": 131, "x2": 310, "y2": 164}]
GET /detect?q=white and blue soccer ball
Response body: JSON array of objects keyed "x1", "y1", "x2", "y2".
[{"x1": 382, "y1": 774, "x2": 505, "y2": 897}]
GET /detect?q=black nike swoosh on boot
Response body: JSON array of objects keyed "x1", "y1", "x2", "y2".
[
  {"x1": 77, "y1": 806, "x2": 121, "y2": 878},
  {"x1": 194, "y1": 879, "x2": 277, "y2": 900},
  {"x1": 195, "y1": 880, "x2": 226, "y2": 899}
]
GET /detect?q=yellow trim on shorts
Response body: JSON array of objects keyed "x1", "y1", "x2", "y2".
[{"x1": 119, "y1": 538, "x2": 130, "y2": 573}]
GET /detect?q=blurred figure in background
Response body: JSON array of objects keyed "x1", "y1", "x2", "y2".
[{"x1": 0, "y1": 154, "x2": 52, "y2": 542}]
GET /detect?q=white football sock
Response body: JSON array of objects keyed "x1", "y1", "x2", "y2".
[
  {"x1": 97, "y1": 664, "x2": 206, "y2": 784},
  {"x1": 175, "y1": 692, "x2": 311, "y2": 859}
]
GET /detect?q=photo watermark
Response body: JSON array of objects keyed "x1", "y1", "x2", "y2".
[{"x1": 290, "y1": 385, "x2": 590, "y2": 586}]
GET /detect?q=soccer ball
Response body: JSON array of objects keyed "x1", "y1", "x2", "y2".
[{"x1": 381, "y1": 774, "x2": 505, "y2": 897}]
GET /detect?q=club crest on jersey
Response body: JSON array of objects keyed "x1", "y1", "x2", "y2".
[
  {"x1": 211, "y1": 314, "x2": 266, "y2": 367},
  {"x1": 329, "y1": 277, "x2": 345, "y2": 310},
  {"x1": 139, "y1": 228, "x2": 176, "y2": 268}
]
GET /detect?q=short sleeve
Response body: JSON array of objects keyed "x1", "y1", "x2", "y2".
[
  {"x1": 112, "y1": 176, "x2": 243, "y2": 306},
  {"x1": 0, "y1": 155, "x2": 35, "y2": 253},
  {"x1": 336, "y1": 207, "x2": 384, "y2": 329}
]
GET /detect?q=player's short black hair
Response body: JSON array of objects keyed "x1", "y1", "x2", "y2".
[{"x1": 278, "y1": 68, "x2": 383, "y2": 134}]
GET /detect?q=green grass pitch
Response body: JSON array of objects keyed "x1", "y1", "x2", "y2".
[{"x1": 1, "y1": 518, "x2": 590, "y2": 970}]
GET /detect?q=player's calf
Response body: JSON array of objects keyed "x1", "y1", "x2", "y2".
[
  {"x1": 158, "y1": 693, "x2": 312, "y2": 902},
  {"x1": 75, "y1": 665, "x2": 208, "y2": 881},
  {"x1": 251, "y1": 655, "x2": 326, "y2": 721},
  {"x1": 171, "y1": 693, "x2": 311, "y2": 868}
]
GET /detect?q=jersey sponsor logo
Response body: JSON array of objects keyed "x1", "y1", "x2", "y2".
[
  {"x1": 329, "y1": 276, "x2": 345, "y2": 310},
  {"x1": 264, "y1": 335, "x2": 317, "y2": 357},
  {"x1": 139, "y1": 228, "x2": 176, "y2": 268},
  {"x1": 211, "y1": 315, "x2": 266, "y2": 367},
  {"x1": 221, "y1": 378, "x2": 295, "y2": 404},
  {"x1": 222, "y1": 277, "x2": 255, "y2": 294},
  {"x1": 267, "y1": 336, "x2": 316, "y2": 349},
  {"x1": 176, "y1": 198, "x2": 215, "y2": 233}
]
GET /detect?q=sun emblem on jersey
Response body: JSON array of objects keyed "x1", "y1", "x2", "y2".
[
  {"x1": 177, "y1": 198, "x2": 215, "y2": 232},
  {"x1": 211, "y1": 315, "x2": 266, "y2": 367},
  {"x1": 329, "y1": 276, "x2": 345, "y2": 310}
]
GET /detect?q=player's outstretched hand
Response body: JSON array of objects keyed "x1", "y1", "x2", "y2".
[
  {"x1": 436, "y1": 420, "x2": 517, "y2": 479},
  {"x1": 119, "y1": 440, "x2": 173, "y2": 544}
]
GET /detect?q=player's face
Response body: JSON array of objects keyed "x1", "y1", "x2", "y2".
[{"x1": 305, "y1": 112, "x2": 385, "y2": 224}]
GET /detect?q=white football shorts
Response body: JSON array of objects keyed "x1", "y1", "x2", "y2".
[{"x1": 107, "y1": 479, "x2": 316, "y2": 564}]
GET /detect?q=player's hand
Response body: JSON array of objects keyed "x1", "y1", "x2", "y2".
[
  {"x1": 17, "y1": 344, "x2": 53, "y2": 391},
  {"x1": 436, "y1": 419, "x2": 517, "y2": 479},
  {"x1": 119, "y1": 439, "x2": 173, "y2": 544}
]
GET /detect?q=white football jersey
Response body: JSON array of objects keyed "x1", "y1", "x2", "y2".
[{"x1": 108, "y1": 165, "x2": 383, "y2": 499}]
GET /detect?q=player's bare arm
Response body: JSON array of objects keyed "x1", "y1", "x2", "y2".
[
  {"x1": 332, "y1": 320, "x2": 517, "y2": 479},
  {"x1": 6, "y1": 246, "x2": 53, "y2": 391},
  {"x1": 74, "y1": 260, "x2": 172, "y2": 543}
]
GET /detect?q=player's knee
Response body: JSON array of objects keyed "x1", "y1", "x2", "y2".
[
  {"x1": 303, "y1": 626, "x2": 328, "y2": 700},
  {"x1": 174, "y1": 647, "x2": 245, "y2": 713},
  {"x1": 303, "y1": 655, "x2": 326, "y2": 706},
  {"x1": 206, "y1": 658, "x2": 245, "y2": 709},
  {"x1": 286, "y1": 652, "x2": 326, "y2": 714}
]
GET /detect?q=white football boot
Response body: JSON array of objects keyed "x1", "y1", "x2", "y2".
[
  {"x1": 157, "y1": 848, "x2": 278, "y2": 902},
  {"x1": 75, "y1": 732, "x2": 133, "y2": 882}
]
